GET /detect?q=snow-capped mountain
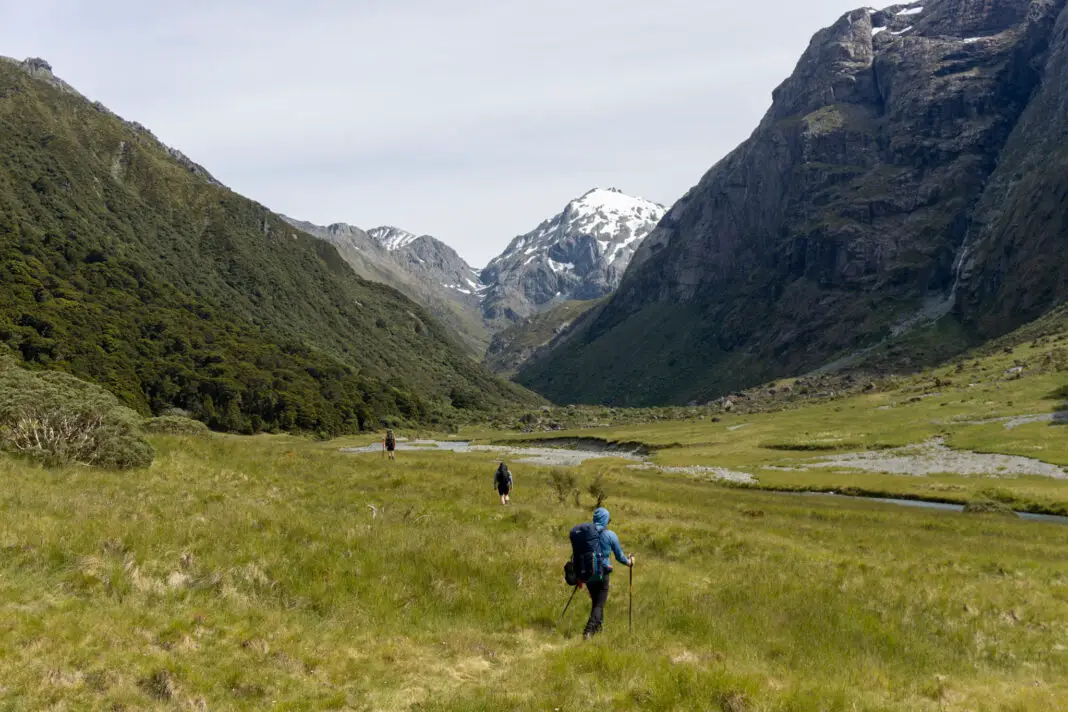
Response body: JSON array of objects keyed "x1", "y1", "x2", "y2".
[
  {"x1": 480, "y1": 188, "x2": 666, "y2": 323},
  {"x1": 367, "y1": 226, "x2": 421, "y2": 252},
  {"x1": 281, "y1": 217, "x2": 491, "y2": 354},
  {"x1": 391, "y1": 231, "x2": 488, "y2": 301},
  {"x1": 282, "y1": 187, "x2": 666, "y2": 354}
]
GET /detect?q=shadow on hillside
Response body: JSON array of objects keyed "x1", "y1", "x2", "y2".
[
  {"x1": 1044, "y1": 386, "x2": 1068, "y2": 425},
  {"x1": 1046, "y1": 385, "x2": 1068, "y2": 400}
]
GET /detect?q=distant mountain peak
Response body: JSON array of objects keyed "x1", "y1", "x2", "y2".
[
  {"x1": 368, "y1": 226, "x2": 420, "y2": 251},
  {"x1": 480, "y1": 188, "x2": 667, "y2": 323},
  {"x1": 572, "y1": 187, "x2": 662, "y2": 211}
]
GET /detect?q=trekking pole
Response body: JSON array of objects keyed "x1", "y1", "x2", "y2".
[
  {"x1": 559, "y1": 585, "x2": 580, "y2": 624},
  {"x1": 629, "y1": 560, "x2": 634, "y2": 634}
]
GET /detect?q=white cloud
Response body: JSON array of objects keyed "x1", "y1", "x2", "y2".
[{"x1": 0, "y1": 0, "x2": 865, "y2": 264}]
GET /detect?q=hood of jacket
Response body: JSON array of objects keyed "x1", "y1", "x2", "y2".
[{"x1": 593, "y1": 507, "x2": 610, "y2": 529}]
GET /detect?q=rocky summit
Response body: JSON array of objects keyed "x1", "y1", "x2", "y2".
[
  {"x1": 520, "y1": 0, "x2": 1068, "y2": 406},
  {"x1": 479, "y1": 188, "x2": 666, "y2": 324}
]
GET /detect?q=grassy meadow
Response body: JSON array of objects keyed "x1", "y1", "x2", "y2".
[
  {"x1": 2, "y1": 422, "x2": 1068, "y2": 710},
  {"x1": 495, "y1": 329, "x2": 1068, "y2": 515},
  {"x1": 1, "y1": 315, "x2": 1066, "y2": 709}
]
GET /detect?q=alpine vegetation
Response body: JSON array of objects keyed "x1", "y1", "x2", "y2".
[
  {"x1": 0, "y1": 353, "x2": 153, "y2": 469},
  {"x1": 0, "y1": 57, "x2": 539, "y2": 434}
]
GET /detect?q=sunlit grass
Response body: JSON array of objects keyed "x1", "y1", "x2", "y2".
[{"x1": 2, "y1": 429, "x2": 1068, "y2": 709}]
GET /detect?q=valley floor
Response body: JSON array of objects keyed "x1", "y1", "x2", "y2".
[
  {"x1": 2, "y1": 407, "x2": 1068, "y2": 709},
  {"x1": 2, "y1": 320, "x2": 1066, "y2": 710},
  {"x1": 492, "y1": 330, "x2": 1068, "y2": 517}
]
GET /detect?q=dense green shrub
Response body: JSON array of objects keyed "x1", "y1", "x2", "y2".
[
  {"x1": 142, "y1": 415, "x2": 210, "y2": 436},
  {"x1": 0, "y1": 356, "x2": 153, "y2": 469}
]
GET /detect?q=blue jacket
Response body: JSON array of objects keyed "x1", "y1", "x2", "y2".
[{"x1": 593, "y1": 507, "x2": 631, "y2": 573}]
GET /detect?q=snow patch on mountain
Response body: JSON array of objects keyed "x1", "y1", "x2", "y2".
[{"x1": 368, "y1": 226, "x2": 420, "y2": 251}]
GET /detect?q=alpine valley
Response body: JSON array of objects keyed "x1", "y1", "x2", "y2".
[
  {"x1": 519, "y1": 0, "x2": 1068, "y2": 406},
  {"x1": 286, "y1": 188, "x2": 666, "y2": 365}
]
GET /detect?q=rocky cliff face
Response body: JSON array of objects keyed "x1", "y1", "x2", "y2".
[
  {"x1": 282, "y1": 218, "x2": 491, "y2": 354},
  {"x1": 480, "y1": 188, "x2": 665, "y2": 324},
  {"x1": 483, "y1": 299, "x2": 602, "y2": 376},
  {"x1": 521, "y1": 0, "x2": 1068, "y2": 406},
  {"x1": 954, "y1": 0, "x2": 1068, "y2": 331}
]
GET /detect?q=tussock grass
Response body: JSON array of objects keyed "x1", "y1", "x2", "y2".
[{"x1": 2, "y1": 431, "x2": 1068, "y2": 709}]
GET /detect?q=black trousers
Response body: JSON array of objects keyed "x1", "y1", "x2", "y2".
[{"x1": 584, "y1": 572, "x2": 611, "y2": 636}]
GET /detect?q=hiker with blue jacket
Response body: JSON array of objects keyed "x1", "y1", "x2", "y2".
[{"x1": 573, "y1": 507, "x2": 633, "y2": 639}]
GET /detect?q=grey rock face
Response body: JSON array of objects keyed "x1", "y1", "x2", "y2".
[
  {"x1": 481, "y1": 188, "x2": 665, "y2": 323},
  {"x1": 283, "y1": 218, "x2": 491, "y2": 354},
  {"x1": 954, "y1": 0, "x2": 1068, "y2": 332},
  {"x1": 523, "y1": 0, "x2": 1068, "y2": 406}
]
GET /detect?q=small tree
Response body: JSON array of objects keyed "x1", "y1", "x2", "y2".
[
  {"x1": 548, "y1": 468, "x2": 577, "y2": 505},
  {"x1": 588, "y1": 471, "x2": 609, "y2": 508}
]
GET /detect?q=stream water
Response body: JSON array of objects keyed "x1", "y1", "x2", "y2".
[
  {"x1": 796, "y1": 493, "x2": 1068, "y2": 525},
  {"x1": 341, "y1": 440, "x2": 1068, "y2": 524}
]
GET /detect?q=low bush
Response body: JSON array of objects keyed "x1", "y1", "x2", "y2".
[
  {"x1": 548, "y1": 468, "x2": 577, "y2": 505},
  {"x1": 0, "y1": 357, "x2": 154, "y2": 469},
  {"x1": 142, "y1": 415, "x2": 210, "y2": 436},
  {"x1": 588, "y1": 471, "x2": 609, "y2": 507},
  {"x1": 962, "y1": 500, "x2": 1017, "y2": 517}
]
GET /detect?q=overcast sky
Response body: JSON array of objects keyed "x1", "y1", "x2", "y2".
[{"x1": 0, "y1": 0, "x2": 863, "y2": 265}]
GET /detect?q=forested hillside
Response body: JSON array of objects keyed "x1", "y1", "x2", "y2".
[{"x1": 0, "y1": 58, "x2": 539, "y2": 433}]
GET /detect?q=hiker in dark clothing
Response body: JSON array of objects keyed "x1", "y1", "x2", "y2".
[
  {"x1": 494, "y1": 461, "x2": 512, "y2": 505},
  {"x1": 583, "y1": 507, "x2": 633, "y2": 638},
  {"x1": 384, "y1": 429, "x2": 396, "y2": 461}
]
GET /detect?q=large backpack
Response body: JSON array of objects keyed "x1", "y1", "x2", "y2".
[
  {"x1": 567, "y1": 521, "x2": 602, "y2": 585},
  {"x1": 385, "y1": 430, "x2": 396, "y2": 448}
]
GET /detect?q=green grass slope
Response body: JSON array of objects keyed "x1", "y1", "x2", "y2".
[
  {"x1": 2, "y1": 425, "x2": 1067, "y2": 709},
  {"x1": 0, "y1": 59, "x2": 538, "y2": 433},
  {"x1": 3, "y1": 306, "x2": 1068, "y2": 708}
]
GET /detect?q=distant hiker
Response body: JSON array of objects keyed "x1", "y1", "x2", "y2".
[
  {"x1": 494, "y1": 461, "x2": 513, "y2": 505},
  {"x1": 568, "y1": 507, "x2": 633, "y2": 639},
  {"x1": 384, "y1": 429, "x2": 397, "y2": 461}
]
